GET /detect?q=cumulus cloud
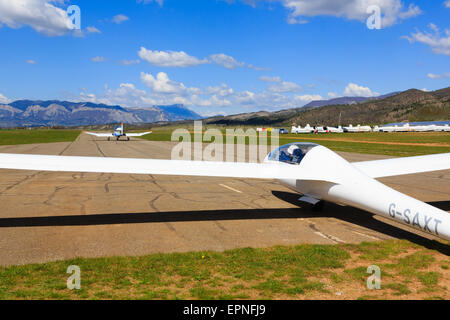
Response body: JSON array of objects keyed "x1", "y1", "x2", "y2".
[
  {"x1": 138, "y1": 47, "x2": 254, "y2": 70},
  {"x1": 344, "y1": 83, "x2": 378, "y2": 97},
  {"x1": 26, "y1": 59, "x2": 36, "y2": 64},
  {"x1": 294, "y1": 94, "x2": 323, "y2": 102},
  {"x1": 138, "y1": 47, "x2": 208, "y2": 67},
  {"x1": 141, "y1": 72, "x2": 187, "y2": 94},
  {"x1": 327, "y1": 92, "x2": 340, "y2": 99},
  {"x1": 445, "y1": 0, "x2": 450, "y2": 8},
  {"x1": 225, "y1": 0, "x2": 421, "y2": 27},
  {"x1": 0, "y1": 0, "x2": 76, "y2": 36},
  {"x1": 80, "y1": 72, "x2": 373, "y2": 114},
  {"x1": 403, "y1": 23, "x2": 450, "y2": 56},
  {"x1": 0, "y1": 93, "x2": 11, "y2": 104},
  {"x1": 77, "y1": 71, "x2": 321, "y2": 114},
  {"x1": 209, "y1": 54, "x2": 245, "y2": 69},
  {"x1": 268, "y1": 81, "x2": 302, "y2": 93},
  {"x1": 283, "y1": 0, "x2": 422, "y2": 27},
  {"x1": 112, "y1": 14, "x2": 129, "y2": 24},
  {"x1": 427, "y1": 72, "x2": 450, "y2": 79}
]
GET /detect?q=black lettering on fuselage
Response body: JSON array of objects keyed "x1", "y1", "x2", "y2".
[
  {"x1": 403, "y1": 209, "x2": 411, "y2": 224},
  {"x1": 423, "y1": 215, "x2": 433, "y2": 232},
  {"x1": 412, "y1": 213, "x2": 421, "y2": 229},
  {"x1": 389, "y1": 203, "x2": 396, "y2": 218},
  {"x1": 434, "y1": 219, "x2": 442, "y2": 236}
]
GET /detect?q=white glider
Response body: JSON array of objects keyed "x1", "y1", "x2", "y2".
[
  {"x1": 85, "y1": 123, "x2": 151, "y2": 141},
  {"x1": 0, "y1": 142, "x2": 449, "y2": 241},
  {"x1": 344, "y1": 124, "x2": 372, "y2": 133},
  {"x1": 291, "y1": 124, "x2": 315, "y2": 134}
]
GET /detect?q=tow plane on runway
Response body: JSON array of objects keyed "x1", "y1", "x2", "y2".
[
  {"x1": 85, "y1": 123, "x2": 152, "y2": 141},
  {"x1": 0, "y1": 142, "x2": 449, "y2": 241}
]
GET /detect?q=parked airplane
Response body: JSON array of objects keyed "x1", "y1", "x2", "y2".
[
  {"x1": 434, "y1": 124, "x2": 450, "y2": 132},
  {"x1": 374, "y1": 123, "x2": 450, "y2": 133},
  {"x1": 86, "y1": 123, "x2": 152, "y2": 141},
  {"x1": 375, "y1": 124, "x2": 413, "y2": 133},
  {"x1": 0, "y1": 142, "x2": 449, "y2": 241},
  {"x1": 327, "y1": 126, "x2": 344, "y2": 133},
  {"x1": 315, "y1": 126, "x2": 329, "y2": 134},
  {"x1": 343, "y1": 124, "x2": 372, "y2": 133},
  {"x1": 291, "y1": 124, "x2": 315, "y2": 134}
]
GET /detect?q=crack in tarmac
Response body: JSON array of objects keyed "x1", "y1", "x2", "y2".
[
  {"x1": 308, "y1": 222, "x2": 346, "y2": 244},
  {"x1": 43, "y1": 186, "x2": 65, "y2": 206},
  {"x1": 0, "y1": 172, "x2": 41, "y2": 195},
  {"x1": 93, "y1": 140, "x2": 106, "y2": 157}
]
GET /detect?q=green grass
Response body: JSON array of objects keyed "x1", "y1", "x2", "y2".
[
  {"x1": 384, "y1": 283, "x2": 412, "y2": 296},
  {"x1": 141, "y1": 126, "x2": 450, "y2": 157},
  {"x1": 0, "y1": 240, "x2": 448, "y2": 300},
  {"x1": 0, "y1": 129, "x2": 81, "y2": 146}
]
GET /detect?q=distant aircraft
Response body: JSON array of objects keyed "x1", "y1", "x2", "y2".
[
  {"x1": 315, "y1": 126, "x2": 329, "y2": 134},
  {"x1": 85, "y1": 123, "x2": 152, "y2": 141},
  {"x1": 374, "y1": 123, "x2": 450, "y2": 133},
  {"x1": 327, "y1": 126, "x2": 344, "y2": 133},
  {"x1": 291, "y1": 124, "x2": 315, "y2": 134},
  {"x1": 344, "y1": 124, "x2": 372, "y2": 133},
  {"x1": 435, "y1": 124, "x2": 450, "y2": 132},
  {"x1": 0, "y1": 142, "x2": 449, "y2": 241}
]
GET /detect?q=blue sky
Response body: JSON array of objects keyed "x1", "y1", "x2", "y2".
[{"x1": 0, "y1": 0, "x2": 449, "y2": 116}]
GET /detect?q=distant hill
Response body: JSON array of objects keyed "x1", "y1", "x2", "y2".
[
  {"x1": 0, "y1": 101, "x2": 201, "y2": 128},
  {"x1": 204, "y1": 87, "x2": 450, "y2": 126},
  {"x1": 303, "y1": 92, "x2": 400, "y2": 108}
]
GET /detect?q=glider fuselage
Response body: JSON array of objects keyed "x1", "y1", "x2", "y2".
[{"x1": 267, "y1": 144, "x2": 450, "y2": 241}]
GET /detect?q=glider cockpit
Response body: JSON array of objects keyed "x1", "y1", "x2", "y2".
[{"x1": 266, "y1": 142, "x2": 318, "y2": 165}]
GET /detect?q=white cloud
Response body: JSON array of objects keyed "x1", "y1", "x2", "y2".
[
  {"x1": 294, "y1": 94, "x2": 323, "y2": 102},
  {"x1": 344, "y1": 83, "x2": 378, "y2": 97},
  {"x1": 0, "y1": 93, "x2": 11, "y2": 104},
  {"x1": 78, "y1": 72, "x2": 333, "y2": 113},
  {"x1": 138, "y1": 48, "x2": 252, "y2": 70},
  {"x1": 427, "y1": 72, "x2": 450, "y2": 79},
  {"x1": 0, "y1": 0, "x2": 75, "y2": 36},
  {"x1": 209, "y1": 53, "x2": 245, "y2": 69},
  {"x1": 403, "y1": 24, "x2": 450, "y2": 56},
  {"x1": 226, "y1": 0, "x2": 421, "y2": 27},
  {"x1": 203, "y1": 84, "x2": 235, "y2": 97},
  {"x1": 91, "y1": 56, "x2": 107, "y2": 62},
  {"x1": 327, "y1": 92, "x2": 340, "y2": 99},
  {"x1": 138, "y1": 47, "x2": 208, "y2": 67},
  {"x1": 285, "y1": 0, "x2": 421, "y2": 27},
  {"x1": 86, "y1": 26, "x2": 101, "y2": 34},
  {"x1": 445, "y1": 0, "x2": 450, "y2": 8},
  {"x1": 141, "y1": 72, "x2": 187, "y2": 94},
  {"x1": 26, "y1": 59, "x2": 36, "y2": 64},
  {"x1": 268, "y1": 81, "x2": 302, "y2": 93},
  {"x1": 112, "y1": 14, "x2": 129, "y2": 24}
]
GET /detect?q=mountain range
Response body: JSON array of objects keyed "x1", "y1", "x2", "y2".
[
  {"x1": 0, "y1": 100, "x2": 201, "y2": 128},
  {"x1": 303, "y1": 92, "x2": 401, "y2": 108},
  {"x1": 204, "y1": 87, "x2": 450, "y2": 127},
  {"x1": 1, "y1": 87, "x2": 449, "y2": 128}
]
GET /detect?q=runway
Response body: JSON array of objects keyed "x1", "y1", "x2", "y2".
[{"x1": 0, "y1": 133, "x2": 449, "y2": 266}]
